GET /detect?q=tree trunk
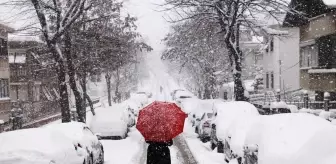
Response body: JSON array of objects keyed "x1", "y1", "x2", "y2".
[
  {"x1": 64, "y1": 30, "x2": 86, "y2": 123},
  {"x1": 115, "y1": 67, "x2": 121, "y2": 103},
  {"x1": 57, "y1": 62, "x2": 71, "y2": 122},
  {"x1": 105, "y1": 72, "x2": 112, "y2": 106},
  {"x1": 80, "y1": 73, "x2": 95, "y2": 115},
  {"x1": 227, "y1": 43, "x2": 245, "y2": 101}
]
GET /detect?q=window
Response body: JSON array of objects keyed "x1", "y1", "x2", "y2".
[
  {"x1": 271, "y1": 72, "x2": 274, "y2": 89},
  {"x1": 223, "y1": 92, "x2": 228, "y2": 100},
  {"x1": 18, "y1": 67, "x2": 26, "y2": 76},
  {"x1": 266, "y1": 73, "x2": 269, "y2": 89},
  {"x1": 0, "y1": 79, "x2": 9, "y2": 98},
  {"x1": 270, "y1": 38, "x2": 274, "y2": 52},
  {"x1": 34, "y1": 86, "x2": 40, "y2": 101},
  {"x1": 300, "y1": 44, "x2": 318, "y2": 68},
  {"x1": 0, "y1": 38, "x2": 8, "y2": 56}
]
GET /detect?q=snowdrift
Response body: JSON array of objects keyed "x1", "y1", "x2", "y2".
[
  {"x1": 214, "y1": 101, "x2": 259, "y2": 142},
  {"x1": 244, "y1": 113, "x2": 336, "y2": 164}
]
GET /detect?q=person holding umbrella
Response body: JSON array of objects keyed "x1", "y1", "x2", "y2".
[
  {"x1": 146, "y1": 139, "x2": 173, "y2": 164},
  {"x1": 136, "y1": 101, "x2": 187, "y2": 164}
]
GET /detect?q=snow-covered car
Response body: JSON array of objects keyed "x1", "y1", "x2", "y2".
[
  {"x1": 131, "y1": 93, "x2": 149, "y2": 108},
  {"x1": 270, "y1": 101, "x2": 291, "y2": 114},
  {"x1": 190, "y1": 100, "x2": 217, "y2": 142},
  {"x1": 210, "y1": 101, "x2": 259, "y2": 152},
  {"x1": 125, "y1": 105, "x2": 136, "y2": 127},
  {"x1": 231, "y1": 113, "x2": 336, "y2": 164},
  {"x1": 179, "y1": 98, "x2": 201, "y2": 124},
  {"x1": 172, "y1": 89, "x2": 194, "y2": 102},
  {"x1": 124, "y1": 99, "x2": 141, "y2": 116},
  {"x1": 90, "y1": 107, "x2": 129, "y2": 139},
  {"x1": 45, "y1": 122, "x2": 104, "y2": 164},
  {"x1": 136, "y1": 91, "x2": 152, "y2": 98},
  {"x1": 0, "y1": 128, "x2": 86, "y2": 164}
]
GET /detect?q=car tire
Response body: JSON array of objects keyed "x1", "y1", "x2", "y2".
[
  {"x1": 211, "y1": 141, "x2": 216, "y2": 150},
  {"x1": 88, "y1": 156, "x2": 93, "y2": 164}
]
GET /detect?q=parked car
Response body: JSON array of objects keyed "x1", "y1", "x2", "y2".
[
  {"x1": 131, "y1": 93, "x2": 149, "y2": 108},
  {"x1": 90, "y1": 107, "x2": 129, "y2": 140},
  {"x1": 172, "y1": 89, "x2": 194, "y2": 102},
  {"x1": 125, "y1": 99, "x2": 141, "y2": 117},
  {"x1": 210, "y1": 101, "x2": 259, "y2": 152},
  {"x1": 136, "y1": 91, "x2": 152, "y2": 98},
  {"x1": 125, "y1": 105, "x2": 136, "y2": 127},
  {"x1": 232, "y1": 113, "x2": 336, "y2": 164},
  {"x1": 45, "y1": 122, "x2": 104, "y2": 164},
  {"x1": 270, "y1": 101, "x2": 291, "y2": 114},
  {"x1": 0, "y1": 128, "x2": 86, "y2": 164},
  {"x1": 171, "y1": 89, "x2": 184, "y2": 99},
  {"x1": 190, "y1": 99, "x2": 218, "y2": 142}
]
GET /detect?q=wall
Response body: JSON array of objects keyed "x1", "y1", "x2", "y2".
[
  {"x1": 301, "y1": 13, "x2": 336, "y2": 41},
  {"x1": 263, "y1": 27, "x2": 300, "y2": 92}
]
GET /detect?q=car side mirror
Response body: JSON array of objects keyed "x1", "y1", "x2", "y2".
[{"x1": 95, "y1": 133, "x2": 102, "y2": 140}]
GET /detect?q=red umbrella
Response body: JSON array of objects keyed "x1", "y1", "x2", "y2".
[{"x1": 136, "y1": 101, "x2": 187, "y2": 142}]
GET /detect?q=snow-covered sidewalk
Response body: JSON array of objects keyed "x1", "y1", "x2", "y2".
[
  {"x1": 102, "y1": 127, "x2": 145, "y2": 164},
  {"x1": 182, "y1": 120, "x2": 225, "y2": 164}
]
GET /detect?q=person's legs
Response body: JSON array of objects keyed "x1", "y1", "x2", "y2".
[{"x1": 159, "y1": 146, "x2": 171, "y2": 164}]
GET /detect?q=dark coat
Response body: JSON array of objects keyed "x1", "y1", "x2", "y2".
[{"x1": 146, "y1": 140, "x2": 173, "y2": 164}]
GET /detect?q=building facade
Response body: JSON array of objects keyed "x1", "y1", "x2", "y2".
[
  {"x1": 285, "y1": 0, "x2": 336, "y2": 100},
  {"x1": 262, "y1": 25, "x2": 301, "y2": 93},
  {"x1": 0, "y1": 24, "x2": 14, "y2": 122}
]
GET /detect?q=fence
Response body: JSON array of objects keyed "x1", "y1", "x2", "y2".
[{"x1": 0, "y1": 97, "x2": 103, "y2": 133}]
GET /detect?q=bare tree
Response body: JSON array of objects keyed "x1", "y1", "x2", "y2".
[
  {"x1": 29, "y1": 0, "x2": 89, "y2": 122},
  {"x1": 162, "y1": 0, "x2": 291, "y2": 100}
]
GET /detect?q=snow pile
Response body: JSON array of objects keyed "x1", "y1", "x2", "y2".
[
  {"x1": 287, "y1": 105, "x2": 299, "y2": 113},
  {"x1": 323, "y1": 0, "x2": 336, "y2": 7},
  {"x1": 308, "y1": 68, "x2": 336, "y2": 74},
  {"x1": 0, "y1": 128, "x2": 84, "y2": 164},
  {"x1": 214, "y1": 101, "x2": 259, "y2": 141},
  {"x1": 244, "y1": 113, "x2": 336, "y2": 164},
  {"x1": 270, "y1": 101, "x2": 288, "y2": 109}
]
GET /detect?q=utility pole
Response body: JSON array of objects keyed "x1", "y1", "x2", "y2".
[{"x1": 279, "y1": 60, "x2": 282, "y2": 92}]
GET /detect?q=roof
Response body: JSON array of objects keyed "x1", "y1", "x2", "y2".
[{"x1": 283, "y1": 0, "x2": 334, "y2": 27}]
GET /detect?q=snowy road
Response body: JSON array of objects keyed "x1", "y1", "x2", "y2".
[{"x1": 100, "y1": 52, "x2": 223, "y2": 164}]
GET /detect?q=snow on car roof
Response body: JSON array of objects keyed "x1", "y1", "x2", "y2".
[
  {"x1": 0, "y1": 128, "x2": 80, "y2": 164},
  {"x1": 245, "y1": 113, "x2": 336, "y2": 164},
  {"x1": 215, "y1": 101, "x2": 259, "y2": 141}
]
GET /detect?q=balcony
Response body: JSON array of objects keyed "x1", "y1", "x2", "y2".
[{"x1": 300, "y1": 68, "x2": 336, "y2": 92}]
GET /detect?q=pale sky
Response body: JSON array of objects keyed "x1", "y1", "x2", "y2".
[
  {"x1": 0, "y1": 0, "x2": 170, "y2": 53},
  {"x1": 123, "y1": 0, "x2": 170, "y2": 53}
]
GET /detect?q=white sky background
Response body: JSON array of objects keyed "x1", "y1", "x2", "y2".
[
  {"x1": 123, "y1": 0, "x2": 170, "y2": 53},
  {"x1": 0, "y1": 0, "x2": 171, "y2": 53}
]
